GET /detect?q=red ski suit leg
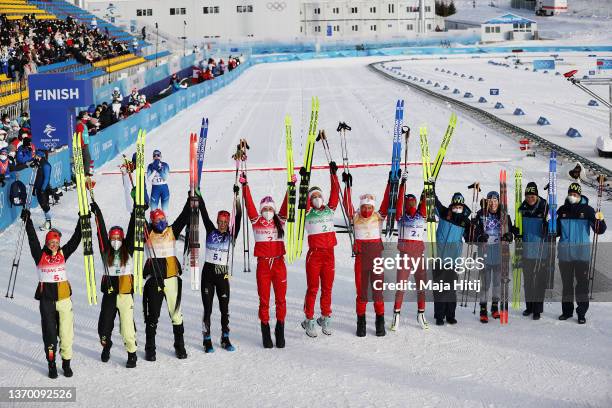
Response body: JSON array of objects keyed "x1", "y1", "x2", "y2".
[
  {"x1": 256, "y1": 257, "x2": 287, "y2": 324},
  {"x1": 304, "y1": 248, "x2": 335, "y2": 320},
  {"x1": 354, "y1": 250, "x2": 384, "y2": 316}
]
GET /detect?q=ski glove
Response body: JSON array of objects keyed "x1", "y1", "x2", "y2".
[
  {"x1": 291, "y1": 174, "x2": 297, "y2": 183},
  {"x1": 239, "y1": 172, "x2": 247, "y2": 185},
  {"x1": 595, "y1": 211, "x2": 604, "y2": 221},
  {"x1": 401, "y1": 172, "x2": 409, "y2": 183},
  {"x1": 299, "y1": 167, "x2": 308, "y2": 177},
  {"x1": 329, "y1": 161, "x2": 338, "y2": 175},
  {"x1": 20, "y1": 208, "x2": 30, "y2": 221},
  {"x1": 342, "y1": 172, "x2": 353, "y2": 187},
  {"x1": 501, "y1": 232, "x2": 513, "y2": 243},
  {"x1": 233, "y1": 184, "x2": 240, "y2": 193}
]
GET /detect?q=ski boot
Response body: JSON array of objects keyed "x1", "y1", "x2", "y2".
[
  {"x1": 62, "y1": 359, "x2": 73, "y2": 377},
  {"x1": 435, "y1": 318, "x2": 445, "y2": 326},
  {"x1": 145, "y1": 322, "x2": 157, "y2": 361},
  {"x1": 220, "y1": 333, "x2": 235, "y2": 351},
  {"x1": 417, "y1": 311, "x2": 429, "y2": 330},
  {"x1": 301, "y1": 318, "x2": 318, "y2": 338},
  {"x1": 390, "y1": 310, "x2": 400, "y2": 331},
  {"x1": 532, "y1": 313, "x2": 541, "y2": 320},
  {"x1": 316, "y1": 316, "x2": 332, "y2": 336},
  {"x1": 446, "y1": 317, "x2": 458, "y2": 325},
  {"x1": 491, "y1": 302, "x2": 500, "y2": 319},
  {"x1": 578, "y1": 315, "x2": 586, "y2": 325},
  {"x1": 203, "y1": 336, "x2": 214, "y2": 353},
  {"x1": 100, "y1": 338, "x2": 112, "y2": 362},
  {"x1": 274, "y1": 321, "x2": 285, "y2": 348},
  {"x1": 46, "y1": 348, "x2": 57, "y2": 379},
  {"x1": 356, "y1": 315, "x2": 366, "y2": 337},
  {"x1": 126, "y1": 352, "x2": 137, "y2": 368},
  {"x1": 480, "y1": 303, "x2": 489, "y2": 323},
  {"x1": 173, "y1": 324, "x2": 188, "y2": 359},
  {"x1": 375, "y1": 314, "x2": 386, "y2": 337},
  {"x1": 48, "y1": 361, "x2": 58, "y2": 379},
  {"x1": 558, "y1": 314, "x2": 572, "y2": 321},
  {"x1": 261, "y1": 322, "x2": 273, "y2": 349}
]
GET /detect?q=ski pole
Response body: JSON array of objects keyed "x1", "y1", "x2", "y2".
[
  {"x1": 317, "y1": 130, "x2": 355, "y2": 250},
  {"x1": 87, "y1": 184, "x2": 111, "y2": 288},
  {"x1": 241, "y1": 140, "x2": 251, "y2": 273},
  {"x1": 337, "y1": 121, "x2": 354, "y2": 220},
  {"x1": 462, "y1": 182, "x2": 479, "y2": 307},
  {"x1": 588, "y1": 175, "x2": 605, "y2": 299},
  {"x1": 6, "y1": 167, "x2": 37, "y2": 299}
]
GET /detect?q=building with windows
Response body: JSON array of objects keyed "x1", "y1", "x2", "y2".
[
  {"x1": 481, "y1": 14, "x2": 537, "y2": 42},
  {"x1": 83, "y1": 0, "x2": 442, "y2": 43}
]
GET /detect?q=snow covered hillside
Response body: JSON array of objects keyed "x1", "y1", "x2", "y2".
[{"x1": 1, "y1": 57, "x2": 611, "y2": 408}]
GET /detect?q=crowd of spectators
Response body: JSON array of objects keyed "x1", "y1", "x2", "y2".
[
  {"x1": 191, "y1": 55, "x2": 242, "y2": 84},
  {"x1": 0, "y1": 13, "x2": 130, "y2": 80}
]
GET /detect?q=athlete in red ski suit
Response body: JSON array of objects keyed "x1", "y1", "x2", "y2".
[
  {"x1": 302, "y1": 166, "x2": 340, "y2": 330},
  {"x1": 242, "y1": 174, "x2": 289, "y2": 348},
  {"x1": 347, "y1": 182, "x2": 390, "y2": 337}
]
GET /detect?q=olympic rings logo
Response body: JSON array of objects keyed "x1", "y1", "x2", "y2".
[
  {"x1": 43, "y1": 141, "x2": 57, "y2": 150},
  {"x1": 267, "y1": 2, "x2": 286, "y2": 11}
]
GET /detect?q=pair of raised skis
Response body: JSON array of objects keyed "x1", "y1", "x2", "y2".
[
  {"x1": 286, "y1": 96, "x2": 320, "y2": 263},
  {"x1": 418, "y1": 112, "x2": 458, "y2": 256},
  {"x1": 187, "y1": 119, "x2": 208, "y2": 289}
]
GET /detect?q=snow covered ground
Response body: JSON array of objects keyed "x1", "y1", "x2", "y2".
[
  {"x1": 1, "y1": 57, "x2": 611, "y2": 408},
  {"x1": 381, "y1": 53, "x2": 612, "y2": 167}
]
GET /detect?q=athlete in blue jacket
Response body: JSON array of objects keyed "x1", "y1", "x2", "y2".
[
  {"x1": 517, "y1": 182, "x2": 549, "y2": 320},
  {"x1": 556, "y1": 182, "x2": 606, "y2": 324},
  {"x1": 147, "y1": 149, "x2": 170, "y2": 212},
  {"x1": 433, "y1": 190, "x2": 472, "y2": 326}
]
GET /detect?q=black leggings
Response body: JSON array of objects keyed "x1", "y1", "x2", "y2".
[{"x1": 201, "y1": 263, "x2": 230, "y2": 337}]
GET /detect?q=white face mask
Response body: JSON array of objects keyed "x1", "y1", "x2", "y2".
[
  {"x1": 111, "y1": 240, "x2": 122, "y2": 251},
  {"x1": 262, "y1": 211, "x2": 274, "y2": 221},
  {"x1": 567, "y1": 195, "x2": 580, "y2": 205},
  {"x1": 312, "y1": 197, "x2": 324, "y2": 209},
  {"x1": 452, "y1": 207, "x2": 463, "y2": 214}
]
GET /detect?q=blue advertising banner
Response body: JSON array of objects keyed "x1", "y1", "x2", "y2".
[
  {"x1": 597, "y1": 59, "x2": 612, "y2": 70},
  {"x1": 28, "y1": 73, "x2": 93, "y2": 149},
  {"x1": 533, "y1": 60, "x2": 555, "y2": 70}
]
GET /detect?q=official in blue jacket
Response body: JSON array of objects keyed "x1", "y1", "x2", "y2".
[
  {"x1": 557, "y1": 182, "x2": 606, "y2": 324},
  {"x1": 433, "y1": 191, "x2": 472, "y2": 326},
  {"x1": 517, "y1": 182, "x2": 548, "y2": 320}
]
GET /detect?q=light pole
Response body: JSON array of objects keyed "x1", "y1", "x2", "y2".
[
  {"x1": 182, "y1": 20, "x2": 187, "y2": 57},
  {"x1": 155, "y1": 22, "x2": 159, "y2": 67},
  {"x1": 565, "y1": 70, "x2": 612, "y2": 157}
]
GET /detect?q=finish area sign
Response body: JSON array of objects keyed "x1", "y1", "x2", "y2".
[
  {"x1": 28, "y1": 73, "x2": 93, "y2": 149},
  {"x1": 28, "y1": 73, "x2": 93, "y2": 109}
]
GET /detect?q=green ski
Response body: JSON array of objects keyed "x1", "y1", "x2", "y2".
[
  {"x1": 133, "y1": 129, "x2": 146, "y2": 294},
  {"x1": 72, "y1": 132, "x2": 97, "y2": 305},
  {"x1": 512, "y1": 168, "x2": 523, "y2": 310},
  {"x1": 294, "y1": 97, "x2": 319, "y2": 260},
  {"x1": 285, "y1": 115, "x2": 297, "y2": 263}
]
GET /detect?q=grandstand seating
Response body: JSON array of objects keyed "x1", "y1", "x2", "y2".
[{"x1": 0, "y1": 0, "x2": 55, "y2": 19}]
